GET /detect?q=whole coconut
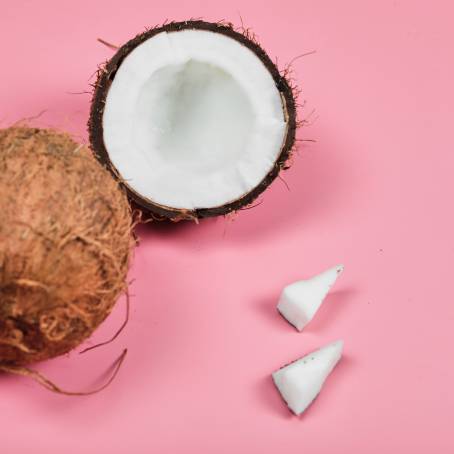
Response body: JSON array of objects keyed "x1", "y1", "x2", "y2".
[{"x1": 0, "y1": 127, "x2": 133, "y2": 366}]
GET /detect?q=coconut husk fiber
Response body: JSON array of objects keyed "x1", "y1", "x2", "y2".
[{"x1": 0, "y1": 126, "x2": 134, "y2": 369}]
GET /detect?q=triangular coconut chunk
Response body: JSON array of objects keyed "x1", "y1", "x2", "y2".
[
  {"x1": 277, "y1": 265, "x2": 344, "y2": 331},
  {"x1": 272, "y1": 340, "x2": 343, "y2": 415}
]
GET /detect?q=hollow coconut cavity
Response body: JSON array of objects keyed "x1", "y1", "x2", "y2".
[
  {"x1": 0, "y1": 127, "x2": 134, "y2": 366},
  {"x1": 89, "y1": 20, "x2": 297, "y2": 220}
]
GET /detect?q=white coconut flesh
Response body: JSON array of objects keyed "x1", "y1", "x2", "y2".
[
  {"x1": 103, "y1": 29, "x2": 288, "y2": 210},
  {"x1": 273, "y1": 340, "x2": 343, "y2": 416},
  {"x1": 277, "y1": 265, "x2": 344, "y2": 331}
]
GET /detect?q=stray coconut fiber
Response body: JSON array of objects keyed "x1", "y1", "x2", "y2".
[
  {"x1": 0, "y1": 127, "x2": 134, "y2": 375},
  {"x1": 89, "y1": 20, "x2": 298, "y2": 220}
]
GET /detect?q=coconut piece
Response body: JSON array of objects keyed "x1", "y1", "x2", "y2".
[
  {"x1": 272, "y1": 340, "x2": 343, "y2": 415},
  {"x1": 277, "y1": 265, "x2": 344, "y2": 331},
  {"x1": 0, "y1": 127, "x2": 134, "y2": 366},
  {"x1": 89, "y1": 20, "x2": 297, "y2": 220}
]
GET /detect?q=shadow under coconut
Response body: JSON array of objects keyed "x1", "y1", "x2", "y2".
[
  {"x1": 136, "y1": 215, "x2": 211, "y2": 237},
  {"x1": 135, "y1": 214, "x2": 225, "y2": 250}
]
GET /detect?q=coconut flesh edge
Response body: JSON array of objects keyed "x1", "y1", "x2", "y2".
[{"x1": 103, "y1": 29, "x2": 287, "y2": 210}]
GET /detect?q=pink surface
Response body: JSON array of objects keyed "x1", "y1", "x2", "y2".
[{"x1": 1, "y1": 0, "x2": 453, "y2": 452}]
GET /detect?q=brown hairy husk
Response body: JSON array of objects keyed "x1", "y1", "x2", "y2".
[{"x1": 0, "y1": 127, "x2": 134, "y2": 366}]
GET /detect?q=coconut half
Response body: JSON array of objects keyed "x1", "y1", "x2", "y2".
[{"x1": 89, "y1": 21, "x2": 297, "y2": 220}]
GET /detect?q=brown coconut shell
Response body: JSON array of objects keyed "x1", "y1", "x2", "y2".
[
  {"x1": 89, "y1": 20, "x2": 297, "y2": 221},
  {"x1": 0, "y1": 127, "x2": 134, "y2": 366}
]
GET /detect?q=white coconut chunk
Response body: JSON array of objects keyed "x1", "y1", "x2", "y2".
[
  {"x1": 277, "y1": 265, "x2": 344, "y2": 331},
  {"x1": 272, "y1": 340, "x2": 343, "y2": 416},
  {"x1": 103, "y1": 29, "x2": 287, "y2": 210}
]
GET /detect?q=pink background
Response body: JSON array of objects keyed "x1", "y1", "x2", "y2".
[{"x1": 1, "y1": 0, "x2": 453, "y2": 452}]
